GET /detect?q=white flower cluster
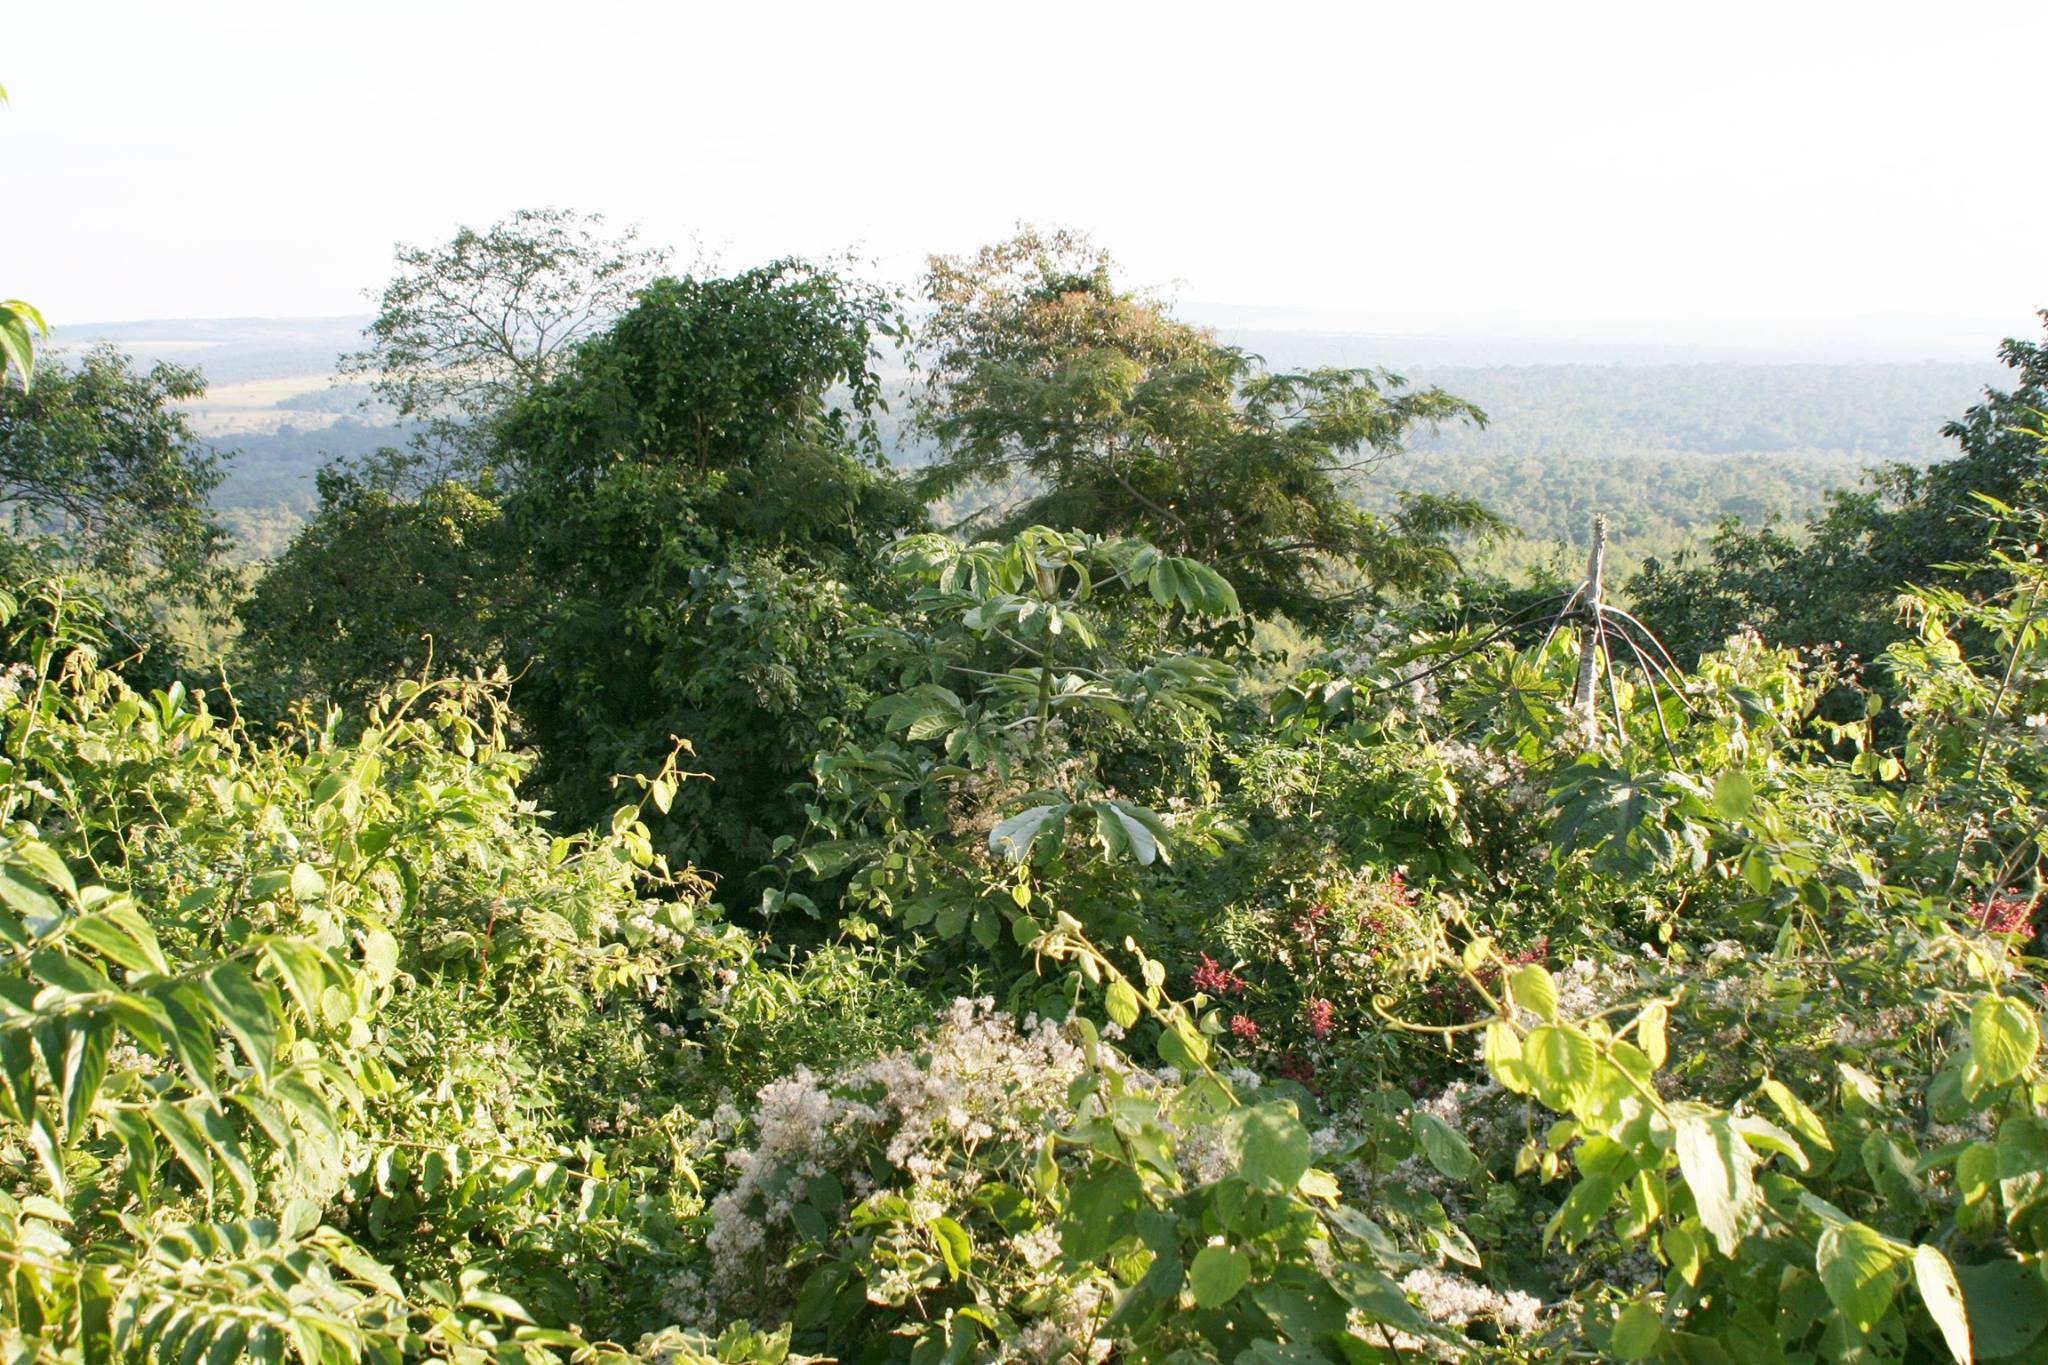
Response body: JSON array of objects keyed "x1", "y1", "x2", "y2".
[
  {"x1": 702, "y1": 998, "x2": 1088, "y2": 1314},
  {"x1": 1400, "y1": 1266, "x2": 1544, "y2": 1333},
  {"x1": 624, "y1": 908, "x2": 695, "y2": 953},
  {"x1": 1553, "y1": 956, "x2": 1618, "y2": 1020}
]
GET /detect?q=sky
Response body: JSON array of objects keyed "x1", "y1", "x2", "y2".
[{"x1": 9, "y1": 0, "x2": 2045, "y2": 354}]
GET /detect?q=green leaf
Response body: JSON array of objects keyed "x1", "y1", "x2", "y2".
[
  {"x1": 1523, "y1": 1024, "x2": 1598, "y2": 1112},
  {"x1": 1510, "y1": 964, "x2": 1558, "y2": 1022},
  {"x1": 198, "y1": 964, "x2": 278, "y2": 1086},
  {"x1": 1731, "y1": 1115, "x2": 1811, "y2": 1172},
  {"x1": 1912, "y1": 1244, "x2": 1972, "y2": 1364},
  {"x1": 1675, "y1": 1114, "x2": 1757, "y2": 1256},
  {"x1": 1969, "y1": 994, "x2": 2039, "y2": 1089},
  {"x1": 1483, "y1": 1021, "x2": 1530, "y2": 1094},
  {"x1": 38, "y1": 1015, "x2": 112, "y2": 1144},
  {"x1": 1611, "y1": 1298, "x2": 1664, "y2": 1360},
  {"x1": 1636, "y1": 1001, "x2": 1668, "y2": 1069},
  {"x1": 1105, "y1": 979, "x2": 1140, "y2": 1030},
  {"x1": 1189, "y1": 1245, "x2": 1250, "y2": 1308},
  {"x1": 930, "y1": 1215, "x2": 972, "y2": 1279},
  {"x1": 289, "y1": 863, "x2": 326, "y2": 902},
  {"x1": 990, "y1": 803, "x2": 1066, "y2": 863},
  {"x1": 1545, "y1": 1169, "x2": 1620, "y2": 1249},
  {"x1": 1411, "y1": 1109, "x2": 1478, "y2": 1180},
  {"x1": 1711, "y1": 769, "x2": 1754, "y2": 820},
  {"x1": 1664, "y1": 1222, "x2": 1704, "y2": 1286},
  {"x1": 1955, "y1": 1141, "x2": 1998, "y2": 1208},
  {"x1": 1092, "y1": 800, "x2": 1169, "y2": 866},
  {"x1": 1816, "y1": 1220, "x2": 1903, "y2": 1335},
  {"x1": 65, "y1": 902, "x2": 168, "y2": 975},
  {"x1": 1953, "y1": 1256, "x2": 2048, "y2": 1360},
  {"x1": 1237, "y1": 1102, "x2": 1312, "y2": 1194},
  {"x1": 460, "y1": 1289, "x2": 535, "y2": 1323},
  {"x1": 1759, "y1": 1077, "x2": 1833, "y2": 1155},
  {"x1": 0, "y1": 866, "x2": 58, "y2": 933}
]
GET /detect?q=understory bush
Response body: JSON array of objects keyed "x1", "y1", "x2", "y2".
[{"x1": 6, "y1": 482, "x2": 2048, "y2": 1364}]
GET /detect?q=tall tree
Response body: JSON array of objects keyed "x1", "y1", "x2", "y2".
[
  {"x1": 494, "y1": 262, "x2": 925, "y2": 871},
  {"x1": 342, "y1": 207, "x2": 669, "y2": 485},
  {"x1": 913, "y1": 227, "x2": 1497, "y2": 620},
  {"x1": 0, "y1": 344, "x2": 226, "y2": 594}
]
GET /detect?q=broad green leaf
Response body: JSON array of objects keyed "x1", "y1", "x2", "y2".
[
  {"x1": 37, "y1": 1015, "x2": 112, "y2": 1144},
  {"x1": 1545, "y1": 1169, "x2": 1619, "y2": 1249},
  {"x1": 289, "y1": 863, "x2": 326, "y2": 902},
  {"x1": 1969, "y1": 994, "x2": 2039, "y2": 1089},
  {"x1": 990, "y1": 803, "x2": 1066, "y2": 863},
  {"x1": 1912, "y1": 1244, "x2": 1971, "y2": 1364},
  {"x1": 1411, "y1": 1109, "x2": 1478, "y2": 1180},
  {"x1": 1636, "y1": 1001, "x2": 1668, "y2": 1069},
  {"x1": 65, "y1": 902, "x2": 168, "y2": 975},
  {"x1": 1510, "y1": 964, "x2": 1558, "y2": 1022},
  {"x1": 1816, "y1": 1220, "x2": 1903, "y2": 1334},
  {"x1": 1711, "y1": 769, "x2": 1754, "y2": 820},
  {"x1": 1104, "y1": 979, "x2": 1140, "y2": 1030},
  {"x1": 1523, "y1": 1024, "x2": 1599, "y2": 1112},
  {"x1": 1955, "y1": 1141, "x2": 1997, "y2": 1207},
  {"x1": 1612, "y1": 1298, "x2": 1664, "y2": 1359},
  {"x1": 930, "y1": 1215, "x2": 972, "y2": 1279},
  {"x1": 1484, "y1": 1020, "x2": 1531, "y2": 1094},
  {"x1": 460, "y1": 1289, "x2": 535, "y2": 1323},
  {"x1": 1732, "y1": 1114, "x2": 1811, "y2": 1172},
  {"x1": 1675, "y1": 1114, "x2": 1757, "y2": 1255},
  {"x1": 1759, "y1": 1077, "x2": 1833, "y2": 1155},
  {"x1": 1664, "y1": 1222, "x2": 1704, "y2": 1286},
  {"x1": 199, "y1": 964, "x2": 278, "y2": 1086},
  {"x1": 1092, "y1": 800, "x2": 1169, "y2": 866},
  {"x1": 1188, "y1": 1245, "x2": 1250, "y2": 1308},
  {"x1": 1237, "y1": 1102, "x2": 1312, "y2": 1194},
  {"x1": 0, "y1": 867, "x2": 61, "y2": 931}
]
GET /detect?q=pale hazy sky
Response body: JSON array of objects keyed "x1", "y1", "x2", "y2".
[{"x1": 10, "y1": 0, "x2": 2045, "y2": 350}]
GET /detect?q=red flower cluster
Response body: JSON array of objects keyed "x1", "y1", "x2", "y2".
[
  {"x1": 1304, "y1": 996, "x2": 1335, "y2": 1038},
  {"x1": 1274, "y1": 1052, "x2": 1318, "y2": 1086},
  {"x1": 1192, "y1": 954, "x2": 1247, "y2": 996},
  {"x1": 1973, "y1": 895, "x2": 2036, "y2": 936},
  {"x1": 1229, "y1": 1013, "x2": 1261, "y2": 1041},
  {"x1": 1386, "y1": 870, "x2": 1417, "y2": 907}
]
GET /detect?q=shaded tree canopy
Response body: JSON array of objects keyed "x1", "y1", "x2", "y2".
[
  {"x1": 235, "y1": 471, "x2": 515, "y2": 712},
  {"x1": 494, "y1": 262, "x2": 927, "y2": 870},
  {"x1": 912, "y1": 227, "x2": 1499, "y2": 620},
  {"x1": 0, "y1": 344, "x2": 225, "y2": 591}
]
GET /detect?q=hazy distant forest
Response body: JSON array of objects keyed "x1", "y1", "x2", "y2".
[{"x1": 6, "y1": 208, "x2": 2048, "y2": 1365}]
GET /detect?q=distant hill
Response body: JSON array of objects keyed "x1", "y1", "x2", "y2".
[{"x1": 49, "y1": 315, "x2": 2014, "y2": 572}]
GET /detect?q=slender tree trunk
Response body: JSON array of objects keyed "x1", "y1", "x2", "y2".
[{"x1": 1573, "y1": 514, "x2": 1608, "y2": 743}]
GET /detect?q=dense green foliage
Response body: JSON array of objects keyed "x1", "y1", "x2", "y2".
[
  {"x1": 0, "y1": 347, "x2": 225, "y2": 590},
  {"x1": 341, "y1": 209, "x2": 669, "y2": 488},
  {"x1": 9, "y1": 217, "x2": 2048, "y2": 1365},
  {"x1": 913, "y1": 230, "x2": 1500, "y2": 623},
  {"x1": 240, "y1": 255, "x2": 926, "y2": 880}
]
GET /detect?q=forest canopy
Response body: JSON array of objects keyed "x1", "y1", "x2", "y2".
[{"x1": 4, "y1": 210, "x2": 2047, "y2": 1365}]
